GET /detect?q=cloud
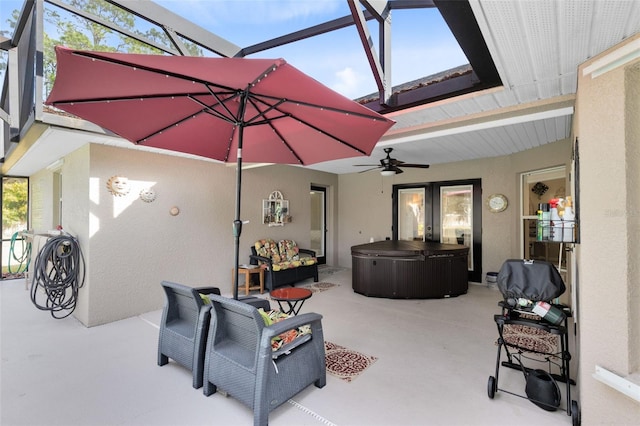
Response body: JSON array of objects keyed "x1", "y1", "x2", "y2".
[
  {"x1": 331, "y1": 67, "x2": 367, "y2": 99},
  {"x1": 157, "y1": 0, "x2": 343, "y2": 26}
]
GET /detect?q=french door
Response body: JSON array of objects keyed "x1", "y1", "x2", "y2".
[{"x1": 392, "y1": 179, "x2": 482, "y2": 282}]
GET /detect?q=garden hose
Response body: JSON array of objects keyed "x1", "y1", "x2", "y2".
[
  {"x1": 8, "y1": 230, "x2": 31, "y2": 274},
  {"x1": 30, "y1": 233, "x2": 86, "y2": 319}
]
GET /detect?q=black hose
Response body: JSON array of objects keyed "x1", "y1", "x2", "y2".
[{"x1": 30, "y1": 234, "x2": 86, "y2": 319}]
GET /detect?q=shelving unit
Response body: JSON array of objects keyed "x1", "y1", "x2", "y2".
[{"x1": 262, "y1": 190, "x2": 290, "y2": 226}]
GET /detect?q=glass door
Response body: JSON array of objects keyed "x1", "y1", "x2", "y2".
[
  {"x1": 440, "y1": 185, "x2": 473, "y2": 270},
  {"x1": 397, "y1": 187, "x2": 426, "y2": 241}
]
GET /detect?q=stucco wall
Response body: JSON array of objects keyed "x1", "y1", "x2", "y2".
[
  {"x1": 29, "y1": 169, "x2": 56, "y2": 232},
  {"x1": 55, "y1": 144, "x2": 337, "y2": 326},
  {"x1": 574, "y1": 35, "x2": 640, "y2": 423},
  {"x1": 336, "y1": 139, "x2": 572, "y2": 277},
  {"x1": 60, "y1": 144, "x2": 91, "y2": 323}
]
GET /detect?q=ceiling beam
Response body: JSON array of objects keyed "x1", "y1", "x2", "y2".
[
  {"x1": 105, "y1": 0, "x2": 242, "y2": 57},
  {"x1": 348, "y1": 0, "x2": 393, "y2": 105},
  {"x1": 382, "y1": 94, "x2": 576, "y2": 143}
]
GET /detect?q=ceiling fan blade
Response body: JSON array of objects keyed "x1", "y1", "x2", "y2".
[
  {"x1": 400, "y1": 163, "x2": 430, "y2": 169},
  {"x1": 358, "y1": 167, "x2": 381, "y2": 173},
  {"x1": 354, "y1": 146, "x2": 427, "y2": 174}
]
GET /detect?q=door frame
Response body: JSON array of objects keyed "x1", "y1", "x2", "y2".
[
  {"x1": 392, "y1": 178, "x2": 482, "y2": 282},
  {"x1": 310, "y1": 185, "x2": 326, "y2": 265}
]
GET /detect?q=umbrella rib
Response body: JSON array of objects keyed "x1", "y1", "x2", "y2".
[
  {"x1": 70, "y1": 50, "x2": 241, "y2": 93},
  {"x1": 134, "y1": 111, "x2": 207, "y2": 144},
  {"x1": 239, "y1": 94, "x2": 304, "y2": 165},
  {"x1": 50, "y1": 92, "x2": 214, "y2": 105},
  {"x1": 242, "y1": 94, "x2": 369, "y2": 163},
  {"x1": 292, "y1": 115, "x2": 368, "y2": 155},
  {"x1": 242, "y1": 96, "x2": 288, "y2": 125},
  {"x1": 255, "y1": 93, "x2": 388, "y2": 121},
  {"x1": 188, "y1": 94, "x2": 239, "y2": 123},
  {"x1": 249, "y1": 94, "x2": 384, "y2": 155}
]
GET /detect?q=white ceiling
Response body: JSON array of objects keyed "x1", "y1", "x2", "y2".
[
  {"x1": 305, "y1": 0, "x2": 640, "y2": 174},
  {"x1": 7, "y1": 0, "x2": 640, "y2": 177}
]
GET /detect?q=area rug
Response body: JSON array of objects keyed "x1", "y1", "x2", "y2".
[
  {"x1": 318, "y1": 266, "x2": 348, "y2": 276},
  {"x1": 301, "y1": 282, "x2": 339, "y2": 293},
  {"x1": 324, "y1": 341, "x2": 378, "y2": 382}
]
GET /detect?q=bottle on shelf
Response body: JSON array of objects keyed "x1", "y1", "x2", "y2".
[
  {"x1": 562, "y1": 196, "x2": 575, "y2": 242},
  {"x1": 549, "y1": 198, "x2": 563, "y2": 242},
  {"x1": 537, "y1": 203, "x2": 550, "y2": 241}
]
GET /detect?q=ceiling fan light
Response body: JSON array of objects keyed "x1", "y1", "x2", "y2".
[{"x1": 380, "y1": 169, "x2": 396, "y2": 176}]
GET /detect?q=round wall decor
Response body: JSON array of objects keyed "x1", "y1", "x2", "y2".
[
  {"x1": 487, "y1": 193, "x2": 508, "y2": 213},
  {"x1": 139, "y1": 188, "x2": 157, "y2": 203},
  {"x1": 106, "y1": 175, "x2": 131, "y2": 196}
]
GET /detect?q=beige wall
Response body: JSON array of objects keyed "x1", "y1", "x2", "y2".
[
  {"x1": 45, "y1": 144, "x2": 337, "y2": 326},
  {"x1": 42, "y1": 138, "x2": 571, "y2": 326},
  {"x1": 29, "y1": 169, "x2": 56, "y2": 232},
  {"x1": 336, "y1": 139, "x2": 572, "y2": 276},
  {"x1": 574, "y1": 34, "x2": 640, "y2": 423}
]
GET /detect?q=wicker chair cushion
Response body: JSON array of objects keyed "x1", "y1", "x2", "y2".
[{"x1": 258, "y1": 308, "x2": 312, "y2": 351}]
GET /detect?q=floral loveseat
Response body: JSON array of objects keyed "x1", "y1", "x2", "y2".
[{"x1": 249, "y1": 239, "x2": 319, "y2": 291}]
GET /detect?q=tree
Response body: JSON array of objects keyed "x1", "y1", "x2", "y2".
[
  {"x1": 43, "y1": 0, "x2": 203, "y2": 96},
  {"x1": 2, "y1": 178, "x2": 28, "y2": 238},
  {"x1": 0, "y1": 9, "x2": 21, "y2": 76}
]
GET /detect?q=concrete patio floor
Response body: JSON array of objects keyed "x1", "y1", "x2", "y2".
[{"x1": 1, "y1": 267, "x2": 577, "y2": 425}]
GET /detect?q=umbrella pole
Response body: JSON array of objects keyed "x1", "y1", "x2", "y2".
[
  {"x1": 233, "y1": 93, "x2": 248, "y2": 301},
  {"x1": 233, "y1": 134, "x2": 243, "y2": 301}
]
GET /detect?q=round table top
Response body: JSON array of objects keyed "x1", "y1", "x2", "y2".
[{"x1": 270, "y1": 287, "x2": 312, "y2": 301}]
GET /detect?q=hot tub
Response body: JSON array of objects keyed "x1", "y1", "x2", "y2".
[{"x1": 351, "y1": 240, "x2": 469, "y2": 299}]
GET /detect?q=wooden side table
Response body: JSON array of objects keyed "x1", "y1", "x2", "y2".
[{"x1": 233, "y1": 266, "x2": 264, "y2": 296}]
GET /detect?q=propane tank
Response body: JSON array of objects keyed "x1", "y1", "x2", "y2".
[{"x1": 532, "y1": 301, "x2": 566, "y2": 325}]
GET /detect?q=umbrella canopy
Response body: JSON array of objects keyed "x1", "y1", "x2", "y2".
[{"x1": 46, "y1": 46, "x2": 395, "y2": 299}]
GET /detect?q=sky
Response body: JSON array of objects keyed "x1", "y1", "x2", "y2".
[{"x1": 1, "y1": 0, "x2": 468, "y2": 99}]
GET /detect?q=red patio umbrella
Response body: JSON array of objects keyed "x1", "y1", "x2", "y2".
[{"x1": 46, "y1": 46, "x2": 395, "y2": 300}]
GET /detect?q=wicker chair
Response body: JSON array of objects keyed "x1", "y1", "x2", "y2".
[
  {"x1": 203, "y1": 294, "x2": 326, "y2": 426},
  {"x1": 157, "y1": 281, "x2": 271, "y2": 389}
]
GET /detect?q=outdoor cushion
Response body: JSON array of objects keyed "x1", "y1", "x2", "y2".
[
  {"x1": 250, "y1": 238, "x2": 320, "y2": 291},
  {"x1": 279, "y1": 239, "x2": 300, "y2": 261},
  {"x1": 254, "y1": 239, "x2": 281, "y2": 263},
  {"x1": 271, "y1": 261, "x2": 299, "y2": 272},
  {"x1": 254, "y1": 239, "x2": 317, "y2": 268},
  {"x1": 258, "y1": 308, "x2": 312, "y2": 352}
]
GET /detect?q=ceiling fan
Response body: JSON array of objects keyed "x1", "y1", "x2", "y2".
[{"x1": 355, "y1": 148, "x2": 430, "y2": 176}]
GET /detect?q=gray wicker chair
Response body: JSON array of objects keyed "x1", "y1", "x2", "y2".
[
  {"x1": 158, "y1": 281, "x2": 272, "y2": 389},
  {"x1": 157, "y1": 281, "x2": 220, "y2": 389},
  {"x1": 203, "y1": 294, "x2": 326, "y2": 426}
]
